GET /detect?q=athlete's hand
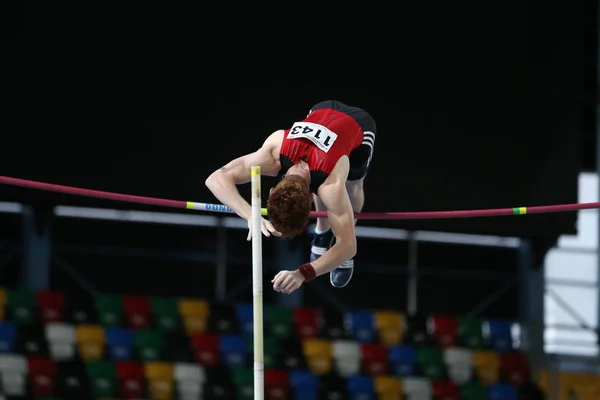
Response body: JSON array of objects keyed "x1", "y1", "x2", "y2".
[
  {"x1": 272, "y1": 270, "x2": 305, "y2": 294},
  {"x1": 247, "y1": 217, "x2": 282, "y2": 241}
]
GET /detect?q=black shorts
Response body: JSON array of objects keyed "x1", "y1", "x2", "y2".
[{"x1": 310, "y1": 100, "x2": 376, "y2": 181}]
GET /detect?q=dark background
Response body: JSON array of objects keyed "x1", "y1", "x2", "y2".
[{"x1": 4, "y1": 2, "x2": 597, "y2": 319}]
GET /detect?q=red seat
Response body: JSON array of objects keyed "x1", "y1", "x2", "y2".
[
  {"x1": 265, "y1": 369, "x2": 290, "y2": 400},
  {"x1": 293, "y1": 307, "x2": 320, "y2": 339},
  {"x1": 36, "y1": 291, "x2": 65, "y2": 323},
  {"x1": 122, "y1": 296, "x2": 151, "y2": 330},
  {"x1": 432, "y1": 315, "x2": 459, "y2": 347},
  {"x1": 116, "y1": 362, "x2": 146, "y2": 399},
  {"x1": 500, "y1": 351, "x2": 529, "y2": 388},
  {"x1": 432, "y1": 380, "x2": 460, "y2": 400},
  {"x1": 360, "y1": 343, "x2": 388, "y2": 376},
  {"x1": 191, "y1": 333, "x2": 220, "y2": 366},
  {"x1": 28, "y1": 357, "x2": 57, "y2": 397}
]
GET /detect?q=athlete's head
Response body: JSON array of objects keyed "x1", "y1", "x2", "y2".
[{"x1": 267, "y1": 175, "x2": 312, "y2": 238}]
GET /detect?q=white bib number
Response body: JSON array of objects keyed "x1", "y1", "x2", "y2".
[{"x1": 288, "y1": 122, "x2": 338, "y2": 153}]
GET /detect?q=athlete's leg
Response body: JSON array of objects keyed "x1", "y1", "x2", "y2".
[
  {"x1": 345, "y1": 177, "x2": 365, "y2": 221},
  {"x1": 313, "y1": 194, "x2": 330, "y2": 233}
]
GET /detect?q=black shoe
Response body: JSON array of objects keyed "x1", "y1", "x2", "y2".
[{"x1": 310, "y1": 229, "x2": 354, "y2": 288}]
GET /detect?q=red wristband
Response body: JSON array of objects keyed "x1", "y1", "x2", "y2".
[{"x1": 298, "y1": 263, "x2": 316, "y2": 282}]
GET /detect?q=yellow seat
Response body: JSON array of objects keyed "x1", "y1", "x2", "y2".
[
  {"x1": 471, "y1": 350, "x2": 499, "y2": 385},
  {"x1": 145, "y1": 362, "x2": 174, "y2": 400},
  {"x1": 179, "y1": 299, "x2": 209, "y2": 335},
  {"x1": 375, "y1": 375, "x2": 402, "y2": 400},
  {"x1": 75, "y1": 325, "x2": 105, "y2": 361},
  {"x1": 303, "y1": 339, "x2": 332, "y2": 375},
  {"x1": 0, "y1": 288, "x2": 6, "y2": 321},
  {"x1": 375, "y1": 311, "x2": 404, "y2": 345}
]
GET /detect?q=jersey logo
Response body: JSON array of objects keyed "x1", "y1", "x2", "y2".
[{"x1": 287, "y1": 122, "x2": 338, "y2": 153}]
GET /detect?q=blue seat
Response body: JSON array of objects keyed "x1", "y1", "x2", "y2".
[
  {"x1": 0, "y1": 322, "x2": 16, "y2": 353},
  {"x1": 388, "y1": 345, "x2": 417, "y2": 377},
  {"x1": 488, "y1": 383, "x2": 518, "y2": 400},
  {"x1": 235, "y1": 303, "x2": 254, "y2": 337},
  {"x1": 486, "y1": 319, "x2": 513, "y2": 352},
  {"x1": 105, "y1": 328, "x2": 134, "y2": 361},
  {"x1": 346, "y1": 311, "x2": 376, "y2": 343},
  {"x1": 219, "y1": 335, "x2": 246, "y2": 369},
  {"x1": 290, "y1": 370, "x2": 318, "y2": 400},
  {"x1": 347, "y1": 375, "x2": 375, "y2": 400}
]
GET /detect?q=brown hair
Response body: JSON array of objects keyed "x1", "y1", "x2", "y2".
[{"x1": 267, "y1": 175, "x2": 312, "y2": 238}]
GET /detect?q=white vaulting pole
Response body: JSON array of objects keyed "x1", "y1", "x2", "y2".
[{"x1": 250, "y1": 166, "x2": 264, "y2": 400}]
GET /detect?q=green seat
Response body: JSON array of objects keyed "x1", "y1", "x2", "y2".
[
  {"x1": 245, "y1": 336, "x2": 276, "y2": 368},
  {"x1": 459, "y1": 317, "x2": 484, "y2": 348},
  {"x1": 7, "y1": 289, "x2": 36, "y2": 324},
  {"x1": 232, "y1": 369, "x2": 254, "y2": 400},
  {"x1": 135, "y1": 329, "x2": 163, "y2": 361},
  {"x1": 95, "y1": 293, "x2": 123, "y2": 327},
  {"x1": 416, "y1": 346, "x2": 445, "y2": 380},
  {"x1": 86, "y1": 360, "x2": 116, "y2": 398},
  {"x1": 264, "y1": 305, "x2": 292, "y2": 340},
  {"x1": 151, "y1": 297, "x2": 180, "y2": 331},
  {"x1": 460, "y1": 381, "x2": 488, "y2": 400}
]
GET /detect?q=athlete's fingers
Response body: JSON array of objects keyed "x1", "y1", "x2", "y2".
[
  {"x1": 247, "y1": 229, "x2": 251, "y2": 241},
  {"x1": 265, "y1": 221, "x2": 282, "y2": 237},
  {"x1": 261, "y1": 224, "x2": 271, "y2": 237}
]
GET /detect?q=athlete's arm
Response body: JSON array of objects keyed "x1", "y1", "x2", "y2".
[
  {"x1": 205, "y1": 130, "x2": 283, "y2": 221},
  {"x1": 310, "y1": 159, "x2": 357, "y2": 276}
]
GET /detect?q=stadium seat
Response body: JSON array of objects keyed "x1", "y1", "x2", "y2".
[
  {"x1": 174, "y1": 362, "x2": 205, "y2": 400},
  {"x1": 235, "y1": 303, "x2": 254, "y2": 338},
  {"x1": 416, "y1": 346, "x2": 445, "y2": 380},
  {"x1": 7, "y1": 289, "x2": 37, "y2": 325},
  {"x1": 28, "y1": 357, "x2": 57, "y2": 397},
  {"x1": 87, "y1": 360, "x2": 117, "y2": 398},
  {"x1": 472, "y1": 350, "x2": 500, "y2": 385},
  {"x1": 458, "y1": 317, "x2": 484, "y2": 349},
  {"x1": 431, "y1": 315, "x2": 459, "y2": 348},
  {"x1": 105, "y1": 327, "x2": 134, "y2": 361},
  {"x1": 374, "y1": 311, "x2": 404, "y2": 346},
  {"x1": 265, "y1": 368, "x2": 290, "y2": 400},
  {"x1": 95, "y1": 293, "x2": 123, "y2": 327},
  {"x1": 123, "y1": 295, "x2": 151, "y2": 330},
  {"x1": 207, "y1": 302, "x2": 239, "y2": 334},
  {"x1": 145, "y1": 362, "x2": 175, "y2": 400},
  {"x1": 65, "y1": 292, "x2": 98, "y2": 325},
  {"x1": 0, "y1": 354, "x2": 28, "y2": 397},
  {"x1": 276, "y1": 338, "x2": 307, "y2": 370},
  {"x1": 163, "y1": 331, "x2": 194, "y2": 363},
  {"x1": 293, "y1": 307, "x2": 320, "y2": 339},
  {"x1": 460, "y1": 381, "x2": 488, "y2": 400},
  {"x1": 190, "y1": 333, "x2": 220, "y2": 367},
  {"x1": 16, "y1": 324, "x2": 48, "y2": 357},
  {"x1": 443, "y1": 347, "x2": 473, "y2": 383},
  {"x1": 319, "y1": 374, "x2": 348, "y2": 399},
  {"x1": 388, "y1": 345, "x2": 417, "y2": 377},
  {"x1": 0, "y1": 288, "x2": 6, "y2": 321},
  {"x1": 36, "y1": 291, "x2": 66, "y2": 323},
  {"x1": 360, "y1": 343, "x2": 388, "y2": 376},
  {"x1": 75, "y1": 324, "x2": 105, "y2": 362},
  {"x1": 346, "y1": 311, "x2": 377, "y2": 343},
  {"x1": 115, "y1": 361, "x2": 145, "y2": 399},
  {"x1": 0, "y1": 322, "x2": 17, "y2": 353},
  {"x1": 484, "y1": 319, "x2": 513, "y2": 352},
  {"x1": 488, "y1": 383, "x2": 518, "y2": 400},
  {"x1": 332, "y1": 340, "x2": 361, "y2": 377},
  {"x1": 179, "y1": 298, "x2": 209, "y2": 335},
  {"x1": 219, "y1": 335, "x2": 247, "y2": 369},
  {"x1": 302, "y1": 338, "x2": 332, "y2": 375},
  {"x1": 404, "y1": 315, "x2": 433, "y2": 345},
  {"x1": 374, "y1": 375, "x2": 402, "y2": 400},
  {"x1": 289, "y1": 370, "x2": 318, "y2": 400},
  {"x1": 45, "y1": 323, "x2": 76, "y2": 361},
  {"x1": 432, "y1": 380, "x2": 460, "y2": 400},
  {"x1": 321, "y1": 310, "x2": 349, "y2": 340},
  {"x1": 347, "y1": 375, "x2": 376, "y2": 400},
  {"x1": 232, "y1": 369, "x2": 254, "y2": 399},
  {"x1": 500, "y1": 351, "x2": 529, "y2": 388},
  {"x1": 56, "y1": 360, "x2": 90, "y2": 400},
  {"x1": 151, "y1": 296, "x2": 180, "y2": 332},
  {"x1": 264, "y1": 305, "x2": 293, "y2": 340},
  {"x1": 402, "y1": 377, "x2": 432, "y2": 399},
  {"x1": 134, "y1": 329, "x2": 163, "y2": 362}
]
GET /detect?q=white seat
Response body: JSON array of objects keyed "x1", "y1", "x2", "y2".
[
  {"x1": 443, "y1": 347, "x2": 472, "y2": 365},
  {"x1": 46, "y1": 323, "x2": 76, "y2": 343},
  {"x1": 334, "y1": 359, "x2": 361, "y2": 377},
  {"x1": 448, "y1": 364, "x2": 473, "y2": 383},
  {"x1": 331, "y1": 340, "x2": 360, "y2": 360},
  {"x1": 174, "y1": 363, "x2": 205, "y2": 383},
  {"x1": 402, "y1": 377, "x2": 432, "y2": 396},
  {"x1": 0, "y1": 355, "x2": 27, "y2": 374}
]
